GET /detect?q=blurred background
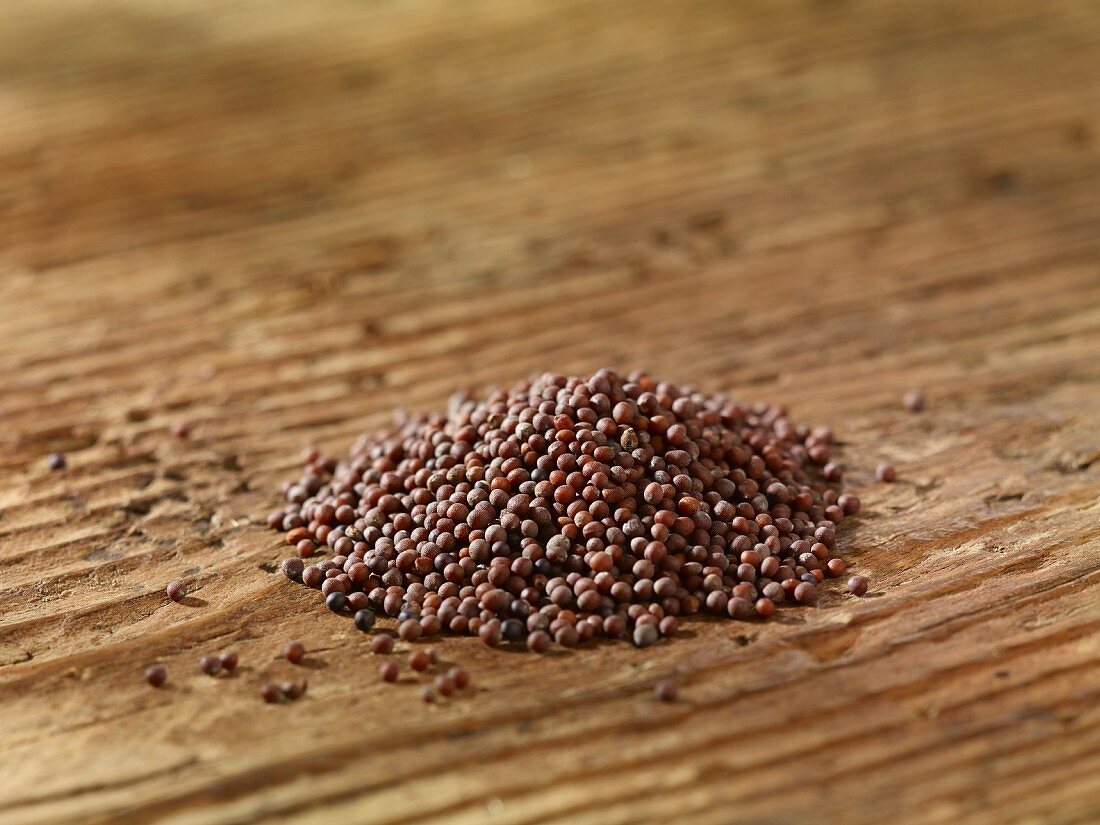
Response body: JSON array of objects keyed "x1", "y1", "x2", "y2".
[{"x1": 1, "y1": 1, "x2": 1096, "y2": 409}]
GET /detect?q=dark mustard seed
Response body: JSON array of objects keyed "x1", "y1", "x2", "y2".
[
  {"x1": 145, "y1": 665, "x2": 167, "y2": 687},
  {"x1": 326, "y1": 592, "x2": 347, "y2": 613},
  {"x1": 166, "y1": 581, "x2": 186, "y2": 602},
  {"x1": 199, "y1": 654, "x2": 221, "y2": 676},
  {"x1": 354, "y1": 609, "x2": 376, "y2": 632},
  {"x1": 47, "y1": 452, "x2": 66, "y2": 470},
  {"x1": 501, "y1": 618, "x2": 525, "y2": 642}
]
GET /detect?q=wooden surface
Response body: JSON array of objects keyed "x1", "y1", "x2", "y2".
[{"x1": 1, "y1": 1, "x2": 1098, "y2": 823}]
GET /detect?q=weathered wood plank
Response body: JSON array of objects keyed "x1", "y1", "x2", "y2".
[{"x1": 0, "y1": 0, "x2": 1097, "y2": 823}]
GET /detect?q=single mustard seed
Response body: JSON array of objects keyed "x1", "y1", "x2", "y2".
[
  {"x1": 379, "y1": 662, "x2": 399, "y2": 682},
  {"x1": 399, "y1": 619, "x2": 423, "y2": 642},
  {"x1": 633, "y1": 623, "x2": 658, "y2": 648},
  {"x1": 620, "y1": 427, "x2": 639, "y2": 450},
  {"x1": 447, "y1": 666, "x2": 470, "y2": 690},
  {"x1": 166, "y1": 581, "x2": 186, "y2": 602},
  {"x1": 435, "y1": 675, "x2": 455, "y2": 697},
  {"x1": 876, "y1": 463, "x2": 897, "y2": 483},
  {"x1": 501, "y1": 618, "x2": 525, "y2": 642},
  {"x1": 218, "y1": 650, "x2": 239, "y2": 671},
  {"x1": 144, "y1": 665, "x2": 167, "y2": 687},
  {"x1": 47, "y1": 452, "x2": 66, "y2": 470},
  {"x1": 283, "y1": 640, "x2": 306, "y2": 664},
  {"x1": 755, "y1": 597, "x2": 775, "y2": 619},
  {"x1": 281, "y1": 680, "x2": 306, "y2": 700},
  {"x1": 653, "y1": 679, "x2": 678, "y2": 702},
  {"x1": 370, "y1": 635, "x2": 395, "y2": 655},
  {"x1": 326, "y1": 591, "x2": 347, "y2": 613},
  {"x1": 847, "y1": 576, "x2": 869, "y2": 596},
  {"x1": 354, "y1": 609, "x2": 376, "y2": 632},
  {"x1": 409, "y1": 650, "x2": 430, "y2": 672},
  {"x1": 479, "y1": 620, "x2": 502, "y2": 647},
  {"x1": 199, "y1": 654, "x2": 222, "y2": 676},
  {"x1": 169, "y1": 421, "x2": 191, "y2": 440},
  {"x1": 903, "y1": 389, "x2": 925, "y2": 412},
  {"x1": 794, "y1": 581, "x2": 817, "y2": 605},
  {"x1": 260, "y1": 683, "x2": 283, "y2": 703},
  {"x1": 421, "y1": 686, "x2": 436, "y2": 703},
  {"x1": 281, "y1": 557, "x2": 305, "y2": 580}
]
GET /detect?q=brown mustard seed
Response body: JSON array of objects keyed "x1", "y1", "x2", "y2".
[
  {"x1": 218, "y1": 650, "x2": 239, "y2": 671},
  {"x1": 847, "y1": 576, "x2": 869, "y2": 596},
  {"x1": 370, "y1": 635, "x2": 395, "y2": 655},
  {"x1": 447, "y1": 666, "x2": 470, "y2": 690},
  {"x1": 398, "y1": 619, "x2": 423, "y2": 643},
  {"x1": 169, "y1": 421, "x2": 191, "y2": 440},
  {"x1": 47, "y1": 452, "x2": 66, "y2": 470},
  {"x1": 479, "y1": 620, "x2": 502, "y2": 647},
  {"x1": 408, "y1": 650, "x2": 431, "y2": 672},
  {"x1": 144, "y1": 665, "x2": 168, "y2": 687},
  {"x1": 653, "y1": 679, "x2": 678, "y2": 702},
  {"x1": 421, "y1": 686, "x2": 437, "y2": 703},
  {"x1": 199, "y1": 654, "x2": 222, "y2": 676},
  {"x1": 435, "y1": 675, "x2": 455, "y2": 697},
  {"x1": 281, "y1": 557, "x2": 305, "y2": 580},
  {"x1": 281, "y1": 680, "x2": 307, "y2": 700},
  {"x1": 166, "y1": 581, "x2": 186, "y2": 601},
  {"x1": 633, "y1": 623, "x2": 658, "y2": 648},
  {"x1": 903, "y1": 389, "x2": 925, "y2": 412},
  {"x1": 876, "y1": 463, "x2": 897, "y2": 483},
  {"x1": 260, "y1": 683, "x2": 283, "y2": 703},
  {"x1": 283, "y1": 640, "x2": 306, "y2": 664},
  {"x1": 379, "y1": 661, "x2": 399, "y2": 682},
  {"x1": 620, "y1": 427, "x2": 639, "y2": 450}
]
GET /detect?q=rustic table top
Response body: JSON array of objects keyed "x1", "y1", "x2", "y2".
[{"x1": 1, "y1": 1, "x2": 1098, "y2": 823}]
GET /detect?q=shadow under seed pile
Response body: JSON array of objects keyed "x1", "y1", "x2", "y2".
[{"x1": 268, "y1": 369, "x2": 861, "y2": 650}]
